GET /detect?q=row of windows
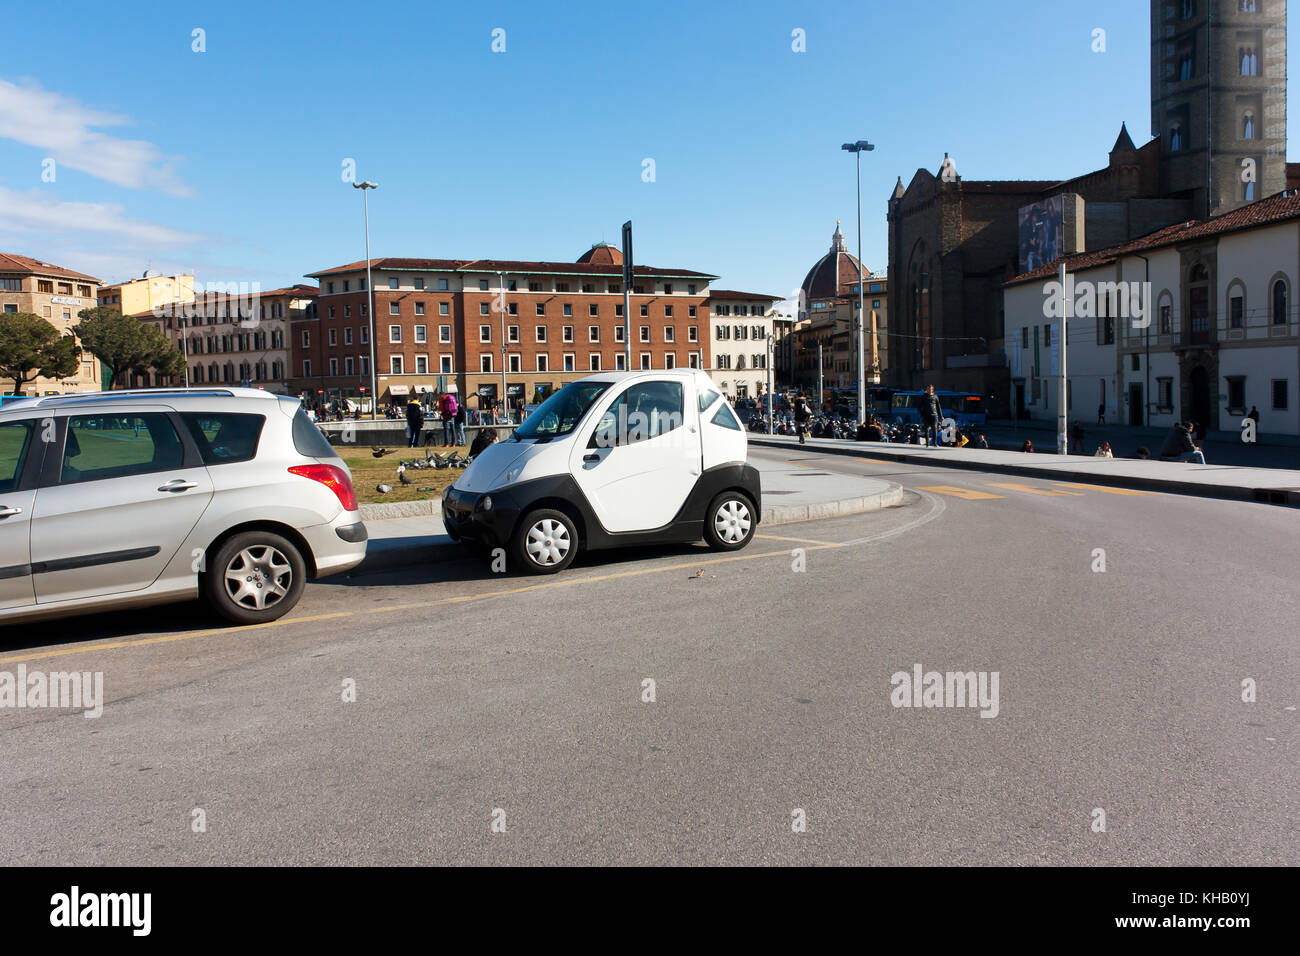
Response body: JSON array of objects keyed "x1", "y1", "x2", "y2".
[
  {"x1": 31, "y1": 280, "x2": 94, "y2": 297},
  {"x1": 302, "y1": 352, "x2": 706, "y2": 377},
  {"x1": 324, "y1": 275, "x2": 701, "y2": 296},
  {"x1": 715, "y1": 325, "x2": 768, "y2": 340},
  {"x1": 184, "y1": 331, "x2": 284, "y2": 354},
  {"x1": 189, "y1": 361, "x2": 284, "y2": 384},
  {"x1": 714, "y1": 355, "x2": 769, "y2": 370}
]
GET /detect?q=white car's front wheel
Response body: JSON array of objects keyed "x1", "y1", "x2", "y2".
[
  {"x1": 511, "y1": 509, "x2": 579, "y2": 574},
  {"x1": 704, "y1": 492, "x2": 755, "y2": 552}
]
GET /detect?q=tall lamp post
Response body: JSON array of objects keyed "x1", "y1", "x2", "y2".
[
  {"x1": 353, "y1": 180, "x2": 379, "y2": 419},
  {"x1": 841, "y1": 139, "x2": 874, "y2": 426}
]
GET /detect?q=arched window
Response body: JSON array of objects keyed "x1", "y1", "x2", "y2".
[
  {"x1": 1243, "y1": 110, "x2": 1255, "y2": 139},
  {"x1": 1240, "y1": 47, "x2": 1258, "y2": 76},
  {"x1": 192, "y1": 365, "x2": 203, "y2": 383},
  {"x1": 208, "y1": 363, "x2": 218, "y2": 383},
  {"x1": 1271, "y1": 279, "x2": 1288, "y2": 325},
  {"x1": 1169, "y1": 123, "x2": 1184, "y2": 152}
]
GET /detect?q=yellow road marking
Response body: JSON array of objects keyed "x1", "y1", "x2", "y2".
[
  {"x1": 1053, "y1": 482, "x2": 1150, "y2": 495},
  {"x1": 988, "y1": 482, "x2": 1084, "y2": 497},
  {"x1": 0, "y1": 544, "x2": 845, "y2": 665},
  {"x1": 757, "y1": 533, "x2": 845, "y2": 547},
  {"x1": 916, "y1": 485, "x2": 1006, "y2": 500}
]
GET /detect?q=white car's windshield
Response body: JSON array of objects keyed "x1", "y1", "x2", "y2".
[{"x1": 513, "y1": 381, "x2": 610, "y2": 440}]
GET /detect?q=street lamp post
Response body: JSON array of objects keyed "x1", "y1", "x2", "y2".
[
  {"x1": 766, "y1": 333, "x2": 774, "y2": 430},
  {"x1": 353, "y1": 180, "x2": 379, "y2": 419},
  {"x1": 498, "y1": 271, "x2": 508, "y2": 423},
  {"x1": 841, "y1": 139, "x2": 874, "y2": 426}
]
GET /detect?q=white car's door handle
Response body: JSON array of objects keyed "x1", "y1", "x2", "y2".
[
  {"x1": 157, "y1": 479, "x2": 198, "y2": 492},
  {"x1": 0, "y1": 505, "x2": 22, "y2": 518}
]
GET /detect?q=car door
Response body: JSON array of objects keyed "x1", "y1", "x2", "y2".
[
  {"x1": 0, "y1": 416, "x2": 46, "y2": 610},
  {"x1": 30, "y1": 409, "x2": 214, "y2": 604},
  {"x1": 570, "y1": 378, "x2": 701, "y2": 533}
]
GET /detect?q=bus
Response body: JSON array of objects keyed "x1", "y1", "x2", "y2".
[{"x1": 888, "y1": 390, "x2": 986, "y2": 429}]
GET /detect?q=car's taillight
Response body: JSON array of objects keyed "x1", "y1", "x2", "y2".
[{"x1": 288, "y1": 464, "x2": 358, "y2": 511}]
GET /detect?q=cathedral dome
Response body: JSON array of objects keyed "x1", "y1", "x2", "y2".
[
  {"x1": 800, "y1": 221, "x2": 869, "y2": 304},
  {"x1": 577, "y1": 241, "x2": 623, "y2": 266}
]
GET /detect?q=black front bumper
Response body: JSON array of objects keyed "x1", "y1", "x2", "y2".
[{"x1": 442, "y1": 487, "x2": 521, "y2": 549}]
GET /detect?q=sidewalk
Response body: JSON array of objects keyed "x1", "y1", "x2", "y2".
[
  {"x1": 980, "y1": 417, "x2": 1299, "y2": 469},
  {"x1": 354, "y1": 458, "x2": 904, "y2": 573},
  {"x1": 747, "y1": 433, "x2": 1300, "y2": 507}
]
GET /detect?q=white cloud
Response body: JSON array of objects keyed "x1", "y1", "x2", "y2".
[
  {"x1": 0, "y1": 187, "x2": 206, "y2": 246},
  {"x1": 0, "y1": 78, "x2": 190, "y2": 196}
]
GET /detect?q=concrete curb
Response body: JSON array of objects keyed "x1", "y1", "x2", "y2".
[
  {"x1": 748, "y1": 437, "x2": 1300, "y2": 507},
  {"x1": 359, "y1": 499, "x2": 441, "y2": 521},
  {"x1": 353, "y1": 482, "x2": 906, "y2": 574}
]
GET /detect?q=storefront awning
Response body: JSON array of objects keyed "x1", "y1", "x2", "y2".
[{"x1": 388, "y1": 385, "x2": 410, "y2": 396}]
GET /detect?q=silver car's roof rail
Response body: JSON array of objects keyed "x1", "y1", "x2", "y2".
[{"x1": 32, "y1": 389, "x2": 239, "y2": 406}]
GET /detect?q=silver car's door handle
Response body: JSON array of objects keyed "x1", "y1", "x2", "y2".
[
  {"x1": 0, "y1": 506, "x2": 22, "y2": 517},
  {"x1": 157, "y1": 479, "x2": 198, "y2": 492}
]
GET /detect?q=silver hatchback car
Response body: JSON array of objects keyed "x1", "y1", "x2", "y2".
[{"x1": 0, "y1": 388, "x2": 367, "y2": 626}]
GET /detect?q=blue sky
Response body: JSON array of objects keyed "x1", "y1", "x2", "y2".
[{"x1": 0, "y1": 0, "x2": 1292, "y2": 307}]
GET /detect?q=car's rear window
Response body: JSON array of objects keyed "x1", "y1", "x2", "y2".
[
  {"x1": 180, "y1": 413, "x2": 265, "y2": 465},
  {"x1": 292, "y1": 408, "x2": 338, "y2": 458}
]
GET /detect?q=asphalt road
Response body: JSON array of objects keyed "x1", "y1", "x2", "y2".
[{"x1": 0, "y1": 447, "x2": 1295, "y2": 865}]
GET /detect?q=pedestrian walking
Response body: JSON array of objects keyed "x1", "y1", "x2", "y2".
[
  {"x1": 793, "y1": 394, "x2": 811, "y2": 444},
  {"x1": 1096, "y1": 402, "x2": 1106, "y2": 426},
  {"x1": 919, "y1": 385, "x2": 944, "y2": 447},
  {"x1": 1248, "y1": 405, "x2": 1260, "y2": 430},
  {"x1": 404, "y1": 396, "x2": 424, "y2": 448},
  {"x1": 1069, "y1": 420, "x2": 1085, "y2": 454},
  {"x1": 455, "y1": 404, "x2": 467, "y2": 446}
]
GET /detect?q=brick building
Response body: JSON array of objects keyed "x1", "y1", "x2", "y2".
[
  {"x1": 0, "y1": 252, "x2": 102, "y2": 394},
  {"x1": 301, "y1": 244, "x2": 718, "y2": 414}
]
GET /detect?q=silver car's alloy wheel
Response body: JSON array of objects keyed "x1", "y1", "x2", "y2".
[
  {"x1": 224, "y1": 545, "x2": 293, "y2": 610},
  {"x1": 714, "y1": 499, "x2": 751, "y2": 544},
  {"x1": 525, "y1": 518, "x2": 571, "y2": 567}
]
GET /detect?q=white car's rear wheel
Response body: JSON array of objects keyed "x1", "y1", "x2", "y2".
[{"x1": 205, "y1": 531, "x2": 307, "y2": 624}]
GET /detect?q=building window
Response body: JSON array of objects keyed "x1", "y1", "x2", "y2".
[
  {"x1": 639, "y1": 353, "x2": 651, "y2": 370},
  {"x1": 344, "y1": 356, "x2": 354, "y2": 375},
  {"x1": 508, "y1": 354, "x2": 521, "y2": 373},
  {"x1": 480, "y1": 303, "x2": 490, "y2": 315},
  {"x1": 688, "y1": 326, "x2": 698, "y2": 342},
  {"x1": 328, "y1": 329, "x2": 337, "y2": 346},
  {"x1": 360, "y1": 326, "x2": 369, "y2": 344},
  {"x1": 664, "y1": 353, "x2": 676, "y2": 369},
  {"x1": 1244, "y1": 177, "x2": 1256, "y2": 201},
  {"x1": 508, "y1": 303, "x2": 518, "y2": 316},
  {"x1": 563, "y1": 304, "x2": 572, "y2": 316},
  {"x1": 664, "y1": 327, "x2": 675, "y2": 343},
  {"x1": 563, "y1": 354, "x2": 575, "y2": 372},
  {"x1": 536, "y1": 302, "x2": 546, "y2": 316},
  {"x1": 639, "y1": 304, "x2": 649, "y2": 318},
  {"x1": 639, "y1": 325, "x2": 650, "y2": 342},
  {"x1": 439, "y1": 302, "x2": 449, "y2": 316},
  {"x1": 481, "y1": 354, "x2": 492, "y2": 372},
  {"x1": 389, "y1": 302, "x2": 400, "y2": 316},
  {"x1": 413, "y1": 278, "x2": 424, "y2": 290},
  {"x1": 438, "y1": 278, "x2": 449, "y2": 291},
  {"x1": 415, "y1": 356, "x2": 428, "y2": 375},
  {"x1": 1240, "y1": 46, "x2": 1259, "y2": 76},
  {"x1": 440, "y1": 355, "x2": 452, "y2": 374},
  {"x1": 1169, "y1": 122, "x2": 1184, "y2": 151},
  {"x1": 589, "y1": 354, "x2": 601, "y2": 371},
  {"x1": 344, "y1": 328, "x2": 353, "y2": 345},
  {"x1": 1226, "y1": 376, "x2": 1247, "y2": 414},
  {"x1": 614, "y1": 326, "x2": 625, "y2": 343},
  {"x1": 536, "y1": 325, "x2": 547, "y2": 343},
  {"x1": 588, "y1": 326, "x2": 600, "y2": 343},
  {"x1": 301, "y1": 330, "x2": 310, "y2": 347},
  {"x1": 665, "y1": 306, "x2": 673, "y2": 318},
  {"x1": 1130, "y1": 353, "x2": 1140, "y2": 372},
  {"x1": 689, "y1": 306, "x2": 697, "y2": 318},
  {"x1": 615, "y1": 304, "x2": 624, "y2": 317},
  {"x1": 507, "y1": 325, "x2": 519, "y2": 343},
  {"x1": 414, "y1": 325, "x2": 427, "y2": 344},
  {"x1": 388, "y1": 277, "x2": 399, "y2": 289},
  {"x1": 1230, "y1": 295, "x2": 1244, "y2": 329},
  {"x1": 528, "y1": 281, "x2": 542, "y2": 292},
  {"x1": 1159, "y1": 303, "x2": 1172, "y2": 334},
  {"x1": 389, "y1": 325, "x2": 402, "y2": 343},
  {"x1": 439, "y1": 325, "x2": 451, "y2": 343},
  {"x1": 344, "y1": 305, "x2": 351, "y2": 318},
  {"x1": 1272, "y1": 378, "x2": 1289, "y2": 409},
  {"x1": 1239, "y1": 0, "x2": 1257, "y2": 10},
  {"x1": 1157, "y1": 377, "x2": 1173, "y2": 411},
  {"x1": 562, "y1": 325, "x2": 573, "y2": 343},
  {"x1": 302, "y1": 359, "x2": 311, "y2": 377},
  {"x1": 391, "y1": 356, "x2": 404, "y2": 375},
  {"x1": 589, "y1": 304, "x2": 599, "y2": 317},
  {"x1": 1243, "y1": 110, "x2": 1256, "y2": 139},
  {"x1": 480, "y1": 325, "x2": 491, "y2": 342},
  {"x1": 1272, "y1": 279, "x2": 1288, "y2": 324},
  {"x1": 536, "y1": 354, "x2": 549, "y2": 372}
]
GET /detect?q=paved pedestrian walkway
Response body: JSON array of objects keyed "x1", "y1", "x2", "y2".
[{"x1": 356, "y1": 452, "x2": 902, "y2": 573}]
